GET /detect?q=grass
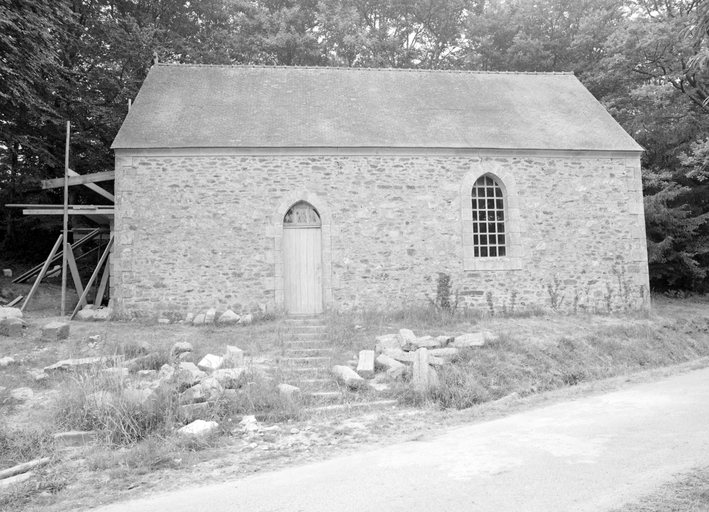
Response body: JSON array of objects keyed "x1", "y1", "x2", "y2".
[{"x1": 610, "y1": 466, "x2": 709, "y2": 512}]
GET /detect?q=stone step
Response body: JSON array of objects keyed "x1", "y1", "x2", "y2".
[
  {"x1": 285, "y1": 324, "x2": 328, "y2": 332},
  {"x1": 283, "y1": 347, "x2": 332, "y2": 357},
  {"x1": 286, "y1": 332, "x2": 328, "y2": 340},
  {"x1": 283, "y1": 340, "x2": 332, "y2": 348},
  {"x1": 284, "y1": 317, "x2": 325, "y2": 326},
  {"x1": 280, "y1": 356, "x2": 331, "y2": 366},
  {"x1": 308, "y1": 391, "x2": 342, "y2": 402}
]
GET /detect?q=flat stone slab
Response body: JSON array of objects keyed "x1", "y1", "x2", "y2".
[
  {"x1": 178, "y1": 420, "x2": 219, "y2": 437},
  {"x1": 53, "y1": 430, "x2": 97, "y2": 447},
  {"x1": 451, "y1": 333, "x2": 486, "y2": 348},
  {"x1": 44, "y1": 356, "x2": 107, "y2": 372}
]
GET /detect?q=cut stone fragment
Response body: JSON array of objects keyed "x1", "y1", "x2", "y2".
[
  {"x1": 197, "y1": 354, "x2": 224, "y2": 371},
  {"x1": 217, "y1": 309, "x2": 240, "y2": 325},
  {"x1": 278, "y1": 383, "x2": 301, "y2": 399},
  {"x1": 204, "y1": 308, "x2": 217, "y2": 324},
  {"x1": 200, "y1": 376, "x2": 224, "y2": 401},
  {"x1": 192, "y1": 314, "x2": 206, "y2": 325},
  {"x1": 238, "y1": 313, "x2": 253, "y2": 325},
  {"x1": 41, "y1": 321, "x2": 70, "y2": 342},
  {"x1": 53, "y1": 430, "x2": 97, "y2": 448},
  {"x1": 0, "y1": 307, "x2": 22, "y2": 320},
  {"x1": 375, "y1": 354, "x2": 407, "y2": 379},
  {"x1": 10, "y1": 387, "x2": 33, "y2": 401},
  {"x1": 397, "y1": 329, "x2": 417, "y2": 348},
  {"x1": 0, "y1": 317, "x2": 23, "y2": 337},
  {"x1": 177, "y1": 420, "x2": 219, "y2": 437},
  {"x1": 383, "y1": 348, "x2": 417, "y2": 364},
  {"x1": 223, "y1": 345, "x2": 244, "y2": 368},
  {"x1": 332, "y1": 365, "x2": 365, "y2": 389},
  {"x1": 401, "y1": 335, "x2": 442, "y2": 352},
  {"x1": 428, "y1": 347, "x2": 460, "y2": 362},
  {"x1": 44, "y1": 356, "x2": 107, "y2": 373},
  {"x1": 451, "y1": 333, "x2": 486, "y2": 348},
  {"x1": 412, "y1": 348, "x2": 434, "y2": 392},
  {"x1": 212, "y1": 368, "x2": 245, "y2": 389},
  {"x1": 356, "y1": 350, "x2": 375, "y2": 379},
  {"x1": 171, "y1": 341, "x2": 193, "y2": 357},
  {"x1": 375, "y1": 334, "x2": 399, "y2": 353}
]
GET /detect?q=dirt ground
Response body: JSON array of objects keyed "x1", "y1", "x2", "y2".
[{"x1": 1, "y1": 271, "x2": 709, "y2": 511}]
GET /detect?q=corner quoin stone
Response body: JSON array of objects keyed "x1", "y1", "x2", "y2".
[{"x1": 41, "y1": 322, "x2": 70, "y2": 342}]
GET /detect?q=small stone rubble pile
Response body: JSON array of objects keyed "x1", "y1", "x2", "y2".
[
  {"x1": 332, "y1": 328, "x2": 496, "y2": 393},
  {"x1": 185, "y1": 308, "x2": 253, "y2": 326}
]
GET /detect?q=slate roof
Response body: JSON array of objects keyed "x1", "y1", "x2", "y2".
[{"x1": 112, "y1": 64, "x2": 642, "y2": 152}]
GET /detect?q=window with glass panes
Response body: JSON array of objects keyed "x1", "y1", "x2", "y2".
[{"x1": 471, "y1": 176, "x2": 506, "y2": 257}]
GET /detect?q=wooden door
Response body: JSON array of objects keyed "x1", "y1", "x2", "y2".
[{"x1": 283, "y1": 202, "x2": 323, "y2": 314}]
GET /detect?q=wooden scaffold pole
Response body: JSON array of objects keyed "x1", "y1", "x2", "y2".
[{"x1": 61, "y1": 121, "x2": 70, "y2": 317}]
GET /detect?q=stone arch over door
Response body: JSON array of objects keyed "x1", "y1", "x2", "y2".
[{"x1": 273, "y1": 191, "x2": 333, "y2": 313}]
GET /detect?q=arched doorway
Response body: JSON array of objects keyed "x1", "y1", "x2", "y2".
[{"x1": 283, "y1": 201, "x2": 323, "y2": 314}]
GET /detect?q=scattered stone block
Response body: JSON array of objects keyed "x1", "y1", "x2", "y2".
[
  {"x1": 178, "y1": 420, "x2": 219, "y2": 437},
  {"x1": 368, "y1": 382, "x2": 389, "y2": 392},
  {"x1": 41, "y1": 321, "x2": 69, "y2": 342},
  {"x1": 375, "y1": 354, "x2": 406, "y2": 378},
  {"x1": 0, "y1": 356, "x2": 15, "y2": 367},
  {"x1": 402, "y1": 335, "x2": 443, "y2": 352},
  {"x1": 44, "y1": 356, "x2": 106, "y2": 373},
  {"x1": 200, "y1": 376, "x2": 224, "y2": 400},
  {"x1": 224, "y1": 345, "x2": 244, "y2": 367},
  {"x1": 192, "y1": 314, "x2": 206, "y2": 325},
  {"x1": 413, "y1": 348, "x2": 435, "y2": 392},
  {"x1": 217, "y1": 309, "x2": 240, "y2": 325},
  {"x1": 428, "y1": 347, "x2": 460, "y2": 362},
  {"x1": 205, "y1": 308, "x2": 217, "y2": 324},
  {"x1": 397, "y1": 329, "x2": 417, "y2": 348},
  {"x1": 238, "y1": 313, "x2": 253, "y2": 325},
  {"x1": 375, "y1": 334, "x2": 399, "y2": 353},
  {"x1": 137, "y1": 369, "x2": 157, "y2": 378},
  {"x1": 170, "y1": 342, "x2": 193, "y2": 358},
  {"x1": 10, "y1": 387, "x2": 33, "y2": 401},
  {"x1": 158, "y1": 318, "x2": 170, "y2": 324},
  {"x1": 332, "y1": 365, "x2": 365, "y2": 389},
  {"x1": 181, "y1": 384, "x2": 206, "y2": 404},
  {"x1": 27, "y1": 369, "x2": 47, "y2": 382},
  {"x1": 2, "y1": 269, "x2": 11, "y2": 277},
  {"x1": 436, "y1": 335, "x2": 454, "y2": 346},
  {"x1": 88, "y1": 335, "x2": 102, "y2": 344},
  {"x1": 158, "y1": 364, "x2": 175, "y2": 381},
  {"x1": 53, "y1": 431, "x2": 97, "y2": 448},
  {"x1": 179, "y1": 402, "x2": 211, "y2": 422},
  {"x1": 0, "y1": 471, "x2": 33, "y2": 488},
  {"x1": 0, "y1": 317, "x2": 23, "y2": 337},
  {"x1": 239, "y1": 415, "x2": 260, "y2": 431},
  {"x1": 0, "y1": 307, "x2": 22, "y2": 320},
  {"x1": 212, "y1": 368, "x2": 244, "y2": 389},
  {"x1": 101, "y1": 367, "x2": 129, "y2": 381},
  {"x1": 123, "y1": 388, "x2": 153, "y2": 406},
  {"x1": 278, "y1": 383, "x2": 301, "y2": 399},
  {"x1": 185, "y1": 313, "x2": 195, "y2": 323},
  {"x1": 75, "y1": 307, "x2": 112, "y2": 321},
  {"x1": 383, "y1": 348, "x2": 417, "y2": 364},
  {"x1": 451, "y1": 333, "x2": 486, "y2": 348},
  {"x1": 197, "y1": 354, "x2": 224, "y2": 371},
  {"x1": 177, "y1": 362, "x2": 206, "y2": 382},
  {"x1": 356, "y1": 350, "x2": 375, "y2": 379}
]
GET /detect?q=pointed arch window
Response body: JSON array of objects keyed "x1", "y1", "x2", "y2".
[{"x1": 472, "y1": 175, "x2": 506, "y2": 257}]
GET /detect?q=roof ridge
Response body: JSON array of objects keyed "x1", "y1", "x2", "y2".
[{"x1": 153, "y1": 62, "x2": 574, "y2": 76}]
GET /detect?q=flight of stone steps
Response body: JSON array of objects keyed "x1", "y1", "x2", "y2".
[{"x1": 279, "y1": 316, "x2": 342, "y2": 403}]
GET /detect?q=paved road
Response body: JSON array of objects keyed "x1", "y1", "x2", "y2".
[{"x1": 97, "y1": 368, "x2": 709, "y2": 512}]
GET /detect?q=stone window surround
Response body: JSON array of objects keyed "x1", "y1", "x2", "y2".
[
  {"x1": 273, "y1": 191, "x2": 334, "y2": 312},
  {"x1": 460, "y1": 163, "x2": 523, "y2": 271}
]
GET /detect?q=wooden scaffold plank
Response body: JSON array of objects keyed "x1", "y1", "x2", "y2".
[
  {"x1": 70, "y1": 234, "x2": 114, "y2": 320},
  {"x1": 21, "y1": 235, "x2": 63, "y2": 312}
]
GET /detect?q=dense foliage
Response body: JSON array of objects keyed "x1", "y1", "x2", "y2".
[{"x1": 1, "y1": 0, "x2": 708, "y2": 290}]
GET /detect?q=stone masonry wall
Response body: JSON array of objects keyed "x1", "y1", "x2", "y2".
[{"x1": 111, "y1": 153, "x2": 649, "y2": 317}]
